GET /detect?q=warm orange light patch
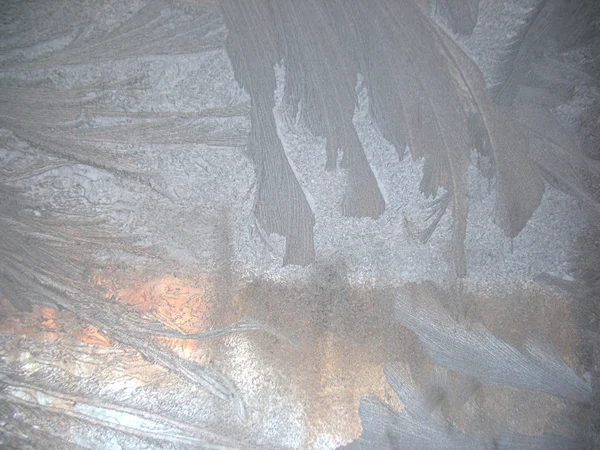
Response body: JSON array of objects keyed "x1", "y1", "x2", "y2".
[
  {"x1": 93, "y1": 271, "x2": 218, "y2": 362},
  {"x1": 91, "y1": 271, "x2": 406, "y2": 447},
  {"x1": 0, "y1": 300, "x2": 111, "y2": 348},
  {"x1": 0, "y1": 301, "x2": 61, "y2": 343},
  {"x1": 94, "y1": 272, "x2": 215, "y2": 335},
  {"x1": 39, "y1": 306, "x2": 58, "y2": 329},
  {"x1": 75, "y1": 325, "x2": 111, "y2": 347}
]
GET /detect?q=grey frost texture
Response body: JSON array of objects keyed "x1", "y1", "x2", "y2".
[{"x1": 0, "y1": 0, "x2": 599, "y2": 449}]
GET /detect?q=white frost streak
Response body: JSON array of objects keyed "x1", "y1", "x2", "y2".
[{"x1": 395, "y1": 293, "x2": 591, "y2": 403}]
